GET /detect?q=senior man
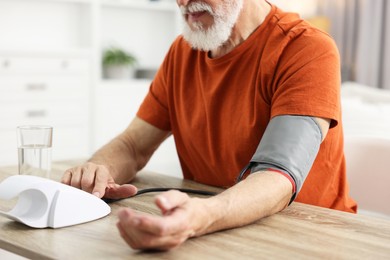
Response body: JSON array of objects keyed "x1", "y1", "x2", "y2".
[{"x1": 62, "y1": 0, "x2": 356, "y2": 250}]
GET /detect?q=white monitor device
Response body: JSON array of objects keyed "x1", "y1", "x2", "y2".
[{"x1": 0, "y1": 175, "x2": 111, "y2": 228}]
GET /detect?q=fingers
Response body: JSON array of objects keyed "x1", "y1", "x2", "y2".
[
  {"x1": 155, "y1": 190, "x2": 190, "y2": 214},
  {"x1": 117, "y1": 220, "x2": 186, "y2": 251},
  {"x1": 135, "y1": 210, "x2": 190, "y2": 236},
  {"x1": 80, "y1": 165, "x2": 96, "y2": 192},
  {"x1": 61, "y1": 169, "x2": 73, "y2": 185},
  {"x1": 91, "y1": 166, "x2": 112, "y2": 198},
  {"x1": 117, "y1": 208, "x2": 191, "y2": 250},
  {"x1": 116, "y1": 190, "x2": 196, "y2": 250},
  {"x1": 62, "y1": 162, "x2": 137, "y2": 200},
  {"x1": 61, "y1": 162, "x2": 113, "y2": 198},
  {"x1": 103, "y1": 184, "x2": 138, "y2": 199}
]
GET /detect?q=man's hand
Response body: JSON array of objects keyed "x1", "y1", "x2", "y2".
[
  {"x1": 116, "y1": 190, "x2": 208, "y2": 251},
  {"x1": 61, "y1": 162, "x2": 137, "y2": 199},
  {"x1": 116, "y1": 172, "x2": 292, "y2": 251}
]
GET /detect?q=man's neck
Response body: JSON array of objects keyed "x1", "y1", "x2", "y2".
[{"x1": 210, "y1": 0, "x2": 271, "y2": 58}]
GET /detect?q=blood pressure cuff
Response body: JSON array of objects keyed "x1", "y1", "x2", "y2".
[{"x1": 250, "y1": 115, "x2": 323, "y2": 202}]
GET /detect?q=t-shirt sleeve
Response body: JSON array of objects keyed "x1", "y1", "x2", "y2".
[
  {"x1": 136, "y1": 43, "x2": 176, "y2": 131},
  {"x1": 270, "y1": 29, "x2": 342, "y2": 128}
]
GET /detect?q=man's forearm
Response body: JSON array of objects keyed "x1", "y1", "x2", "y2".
[
  {"x1": 88, "y1": 133, "x2": 140, "y2": 184},
  {"x1": 195, "y1": 171, "x2": 293, "y2": 236},
  {"x1": 193, "y1": 117, "x2": 328, "y2": 234},
  {"x1": 88, "y1": 117, "x2": 171, "y2": 184}
]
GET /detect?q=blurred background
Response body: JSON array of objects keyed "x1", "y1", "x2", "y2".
[
  {"x1": 272, "y1": 0, "x2": 390, "y2": 88},
  {"x1": 0, "y1": 5, "x2": 389, "y2": 260},
  {"x1": 0, "y1": 0, "x2": 182, "y2": 174},
  {"x1": 0, "y1": 0, "x2": 389, "y2": 219}
]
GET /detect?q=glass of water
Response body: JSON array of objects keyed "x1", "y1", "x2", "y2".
[{"x1": 16, "y1": 125, "x2": 53, "y2": 178}]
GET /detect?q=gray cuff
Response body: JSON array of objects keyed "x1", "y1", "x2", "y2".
[{"x1": 250, "y1": 115, "x2": 322, "y2": 195}]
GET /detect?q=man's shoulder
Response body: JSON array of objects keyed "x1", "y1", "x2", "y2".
[
  {"x1": 263, "y1": 9, "x2": 337, "y2": 60},
  {"x1": 267, "y1": 7, "x2": 332, "y2": 42}
]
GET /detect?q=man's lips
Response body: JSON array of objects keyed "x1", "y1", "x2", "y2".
[{"x1": 187, "y1": 11, "x2": 207, "y2": 22}]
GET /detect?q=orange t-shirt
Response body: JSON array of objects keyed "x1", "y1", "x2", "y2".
[{"x1": 137, "y1": 4, "x2": 357, "y2": 213}]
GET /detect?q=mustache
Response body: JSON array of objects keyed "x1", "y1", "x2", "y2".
[{"x1": 180, "y1": 2, "x2": 214, "y2": 15}]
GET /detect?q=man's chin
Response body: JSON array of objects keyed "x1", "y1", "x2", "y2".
[
  {"x1": 183, "y1": 30, "x2": 229, "y2": 52},
  {"x1": 186, "y1": 21, "x2": 206, "y2": 32}
]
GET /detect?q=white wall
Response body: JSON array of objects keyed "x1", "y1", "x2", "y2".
[
  {"x1": 268, "y1": 0, "x2": 319, "y2": 18},
  {"x1": 0, "y1": 1, "x2": 182, "y2": 177},
  {"x1": 382, "y1": 2, "x2": 390, "y2": 89}
]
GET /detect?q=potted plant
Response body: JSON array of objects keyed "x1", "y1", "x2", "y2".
[{"x1": 102, "y1": 47, "x2": 137, "y2": 79}]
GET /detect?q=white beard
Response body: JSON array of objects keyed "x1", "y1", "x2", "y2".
[{"x1": 180, "y1": 0, "x2": 244, "y2": 51}]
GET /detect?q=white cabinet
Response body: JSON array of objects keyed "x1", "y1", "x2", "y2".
[
  {"x1": 0, "y1": 0, "x2": 182, "y2": 172},
  {"x1": 95, "y1": 0, "x2": 182, "y2": 177},
  {"x1": 0, "y1": 54, "x2": 91, "y2": 165},
  {"x1": 0, "y1": 0, "x2": 94, "y2": 52},
  {"x1": 0, "y1": 0, "x2": 94, "y2": 166}
]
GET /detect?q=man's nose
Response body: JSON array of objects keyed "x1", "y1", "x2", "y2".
[{"x1": 177, "y1": 0, "x2": 190, "y2": 7}]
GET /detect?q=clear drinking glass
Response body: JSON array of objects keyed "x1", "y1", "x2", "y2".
[{"x1": 16, "y1": 125, "x2": 53, "y2": 178}]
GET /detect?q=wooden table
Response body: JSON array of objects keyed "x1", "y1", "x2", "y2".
[{"x1": 1, "y1": 161, "x2": 390, "y2": 259}]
